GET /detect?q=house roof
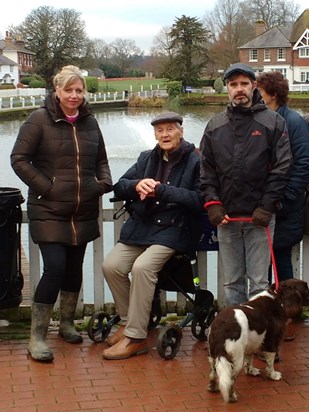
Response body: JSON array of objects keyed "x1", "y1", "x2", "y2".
[
  {"x1": 239, "y1": 26, "x2": 292, "y2": 49},
  {"x1": 0, "y1": 54, "x2": 18, "y2": 66},
  {"x1": 238, "y1": 8, "x2": 309, "y2": 50},
  {"x1": 0, "y1": 40, "x2": 35, "y2": 55},
  {"x1": 290, "y1": 8, "x2": 309, "y2": 43}
]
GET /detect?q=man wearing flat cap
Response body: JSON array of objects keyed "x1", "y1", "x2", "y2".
[
  {"x1": 102, "y1": 111, "x2": 203, "y2": 360},
  {"x1": 200, "y1": 63, "x2": 292, "y2": 306}
]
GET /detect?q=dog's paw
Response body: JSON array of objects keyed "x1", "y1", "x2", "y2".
[
  {"x1": 245, "y1": 365, "x2": 260, "y2": 376},
  {"x1": 267, "y1": 370, "x2": 282, "y2": 380},
  {"x1": 208, "y1": 381, "x2": 219, "y2": 392},
  {"x1": 229, "y1": 391, "x2": 238, "y2": 402}
]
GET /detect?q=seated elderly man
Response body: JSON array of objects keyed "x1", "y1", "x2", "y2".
[{"x1": 102, "y1": 111, "x2": 203, "y2": 360}]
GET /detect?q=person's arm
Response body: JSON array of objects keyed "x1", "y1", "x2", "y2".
[
  {"x1": 95, "y1": 128, "x2": 113, "y2": 194},
  {"x1": 199, "y1": 122, "x2": 227, "y2": 225},
  {"x1": 283, "y1": 112, "x2": 309, "y2": 199},
  {"x1": 113, "y1": 151, "x2": 150, "y2": 200},
  {"x1": 199, "y1": 121, "x2": 221, "y2": 204},
  {"x1": 10, "y1": 111, "x2": 53, "y2": 197},
  {"x1": 259, "y1": 115, "x2": 292, "y2": 213}
]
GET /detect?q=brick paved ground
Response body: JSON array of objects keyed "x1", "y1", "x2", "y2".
[{"x1": 0, "y1": 319, "x2": 309, "y2": 412}]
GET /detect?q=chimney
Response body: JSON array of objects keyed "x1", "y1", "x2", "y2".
[
  {"x1": 255, "y1": 20, "x2": 267, "y2": 37},
  {"x1": 5, "y1": 31, "x2": 13, "y2": 45}
]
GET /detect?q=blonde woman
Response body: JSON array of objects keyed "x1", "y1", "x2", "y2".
[{"x1": 11, "y1": 65, "x2": 112, "y2": 362}]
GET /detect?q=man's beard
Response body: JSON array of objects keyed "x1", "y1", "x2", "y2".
[{"x1": 232, "y1": 94, "x2": 250, "y2": 106}]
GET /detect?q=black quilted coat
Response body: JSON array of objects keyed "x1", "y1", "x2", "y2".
[{"x1": 11, "y1": 93, "x2": 113, "y2": 245}]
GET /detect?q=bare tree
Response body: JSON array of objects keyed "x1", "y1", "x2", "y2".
[
  {"x1": 243, "y1": 0, "x2": 300, "y2": 28},
  {"x1": 203, "y1": 0, "x2": 300, "y2": 74},
  {"x1": 13, "y1": 6, "x2": 90, "y2": 87},
  {"x1": 90, "y1": 39, "x2": 112, "y2": 61},
  {"x1": 110, "y1": 38, "x2": 142, "y2": 76},
  {"x1": 203, "y1": 0, "x2": 254, "y2": 72},
  {"x1": 151, "y1": 27, "x2": 174, "y2": 57}
]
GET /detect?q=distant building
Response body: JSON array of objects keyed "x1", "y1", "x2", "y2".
[
  {"x1": 237, "y1": 9, "x2": 309, "y2": 84},
  {"x1": 87, "y1": 68, "x2": 105, "y2": 79},
  {"x1": 0, "y1": 54, "x2": 18, "y2": 85},
  {"x1": 0, "y1": 31, "x2": 35, "y2": 85}
]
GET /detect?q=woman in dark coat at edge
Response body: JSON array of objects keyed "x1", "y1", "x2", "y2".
[
  {"x1": 11, "y1": 65, "x2": 113, "y2": 362},
  {"x1": 257, "y1": 71, "x2": 309, "y2": 282}
]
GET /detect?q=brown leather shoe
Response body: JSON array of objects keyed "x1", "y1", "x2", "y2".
[
  {"x1": 106, "y1": 325, "x2": 125, "y2": 347},
  {"x1": 102, "y1": 336, "x2": 149, "y2": 360}
]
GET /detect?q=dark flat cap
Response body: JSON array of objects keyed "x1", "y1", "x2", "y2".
[
  {"x1": 224, "y1": 63, "x2": 256, "y2": 81},
  {"x1": 151, "y1": 111, "x2": 183, "y2": 126}
]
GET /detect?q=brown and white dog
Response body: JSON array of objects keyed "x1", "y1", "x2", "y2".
[{"x1": 207, "y1": 279, "x2": 309, "y2": 403}]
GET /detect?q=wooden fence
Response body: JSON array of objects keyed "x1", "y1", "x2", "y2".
[{"x1": 20, "y1": 199, "x2": 309, "y2": 317}]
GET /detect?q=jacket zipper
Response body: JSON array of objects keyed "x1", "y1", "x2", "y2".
[{"x1": 71, "y1": 124, "x2": 81, "y2": 245}]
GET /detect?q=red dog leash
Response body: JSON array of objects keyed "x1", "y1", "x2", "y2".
[{"x1": 225, "y1": 217, "x2": 279, "y2": 291}]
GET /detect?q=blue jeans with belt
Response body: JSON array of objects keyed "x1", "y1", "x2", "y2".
[{"x1": 217, "y1": 216, "x2": 275, "y2": 306}]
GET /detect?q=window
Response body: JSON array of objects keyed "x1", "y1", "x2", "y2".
[
  {"x1": 249, "y1": 49, "x2": 257, "y2": 61},
  {"x1": 300, "y1": 48, "x2": 309, "y2": 58},
  {"x1": 300, "y1": 71, "x2": 309, "y2": 82},
  {"x1": 272, "y1": 68, "x2": 287, "y2": 78},
  {"x1": 277, "y1": 48, "x2": 286, "y2": 61},
  {"x1": 264, "y1": 49, "x2": 270, "y2": 61}
]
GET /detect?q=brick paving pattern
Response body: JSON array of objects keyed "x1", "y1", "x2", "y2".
[{"x1": 0, "y1": 319, "x2": 309, "y2": 411}]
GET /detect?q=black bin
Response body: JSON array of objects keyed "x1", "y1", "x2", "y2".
[{"x1": 0, "y1": 187, "x2": 25, "y2": 309}]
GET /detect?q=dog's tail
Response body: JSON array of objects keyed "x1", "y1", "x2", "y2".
[{"x1": 215, "y1": 356, "x2": 233, "y2": 403}]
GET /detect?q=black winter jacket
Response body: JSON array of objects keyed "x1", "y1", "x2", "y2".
[
  {"x1": 114, "y1": 140, "x2": 203, "y2": 253},
  {"x1": 10, "y1": 93, "x2": 113, "y2": 245},
  {"x1": 273, "y1": 105, "x2": 309, "y2": 248},
  {"x1": 200, "y1": 92, "x2": 292, "y2": 216}
]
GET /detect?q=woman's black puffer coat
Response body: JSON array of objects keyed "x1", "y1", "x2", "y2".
[
  {"x1": 10, "y1": 93, "x2": 113, "y2": 245},
  {"x1": 114, "y1": 140, "x2": 203, "y2": 254}
]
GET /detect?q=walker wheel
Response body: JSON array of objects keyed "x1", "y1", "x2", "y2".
[
  {"x1": 87, "y1": 311, "x2": 112, "y2": 342},
  {"x1": 191, "y1": 306, "x2": 217, "y2": 341},
  {"x1": 156, "y1": 324, "x2": 182, "y2": 359}
]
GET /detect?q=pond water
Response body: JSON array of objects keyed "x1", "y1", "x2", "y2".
[{"x1": 1, "y1": 105, "x2": 307, "y2": 302}]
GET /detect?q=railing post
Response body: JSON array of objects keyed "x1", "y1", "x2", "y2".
[{"x1": 93, "y1": 197, "x2": 104, "y2": 310}]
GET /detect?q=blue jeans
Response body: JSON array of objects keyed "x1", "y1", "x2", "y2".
[{"x1": 217, "y1": 217, "x2": 275, "y2": 306}]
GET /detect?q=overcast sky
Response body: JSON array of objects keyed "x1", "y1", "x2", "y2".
[{"x1": 0, "y1": 0, "x2": 308, "y2": 53}]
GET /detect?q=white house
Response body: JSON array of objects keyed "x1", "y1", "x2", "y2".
[{"x1": 0, "y1": 54, "x2": 19, "y2": 85}]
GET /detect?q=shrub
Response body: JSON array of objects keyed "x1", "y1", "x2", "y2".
[
  {"x1": 128, "y1": 95, "x2": 165, "y2": 107},
  {"x1": 86, "y1": 77, "x2": 98, "y2": 93},
  {"x1": 166, "y1": 81, "x2": 183, "y2": 98},
  {"x1": 214, "y1": 77, "x2": 224, "y2": 93},
  {"x1": 21, "y1": 77, "x2": 33, "y2": 85},
  {"x1": 21, "y1": 75, "x2": 46, "y2": 88},
  {"x1": 29, "y1": 79, "x2": 45, "y2": 88}
]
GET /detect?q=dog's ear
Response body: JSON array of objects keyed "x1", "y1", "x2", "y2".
[{"x1": 278, "y1": 282, "x2": 303, "y2": 319}]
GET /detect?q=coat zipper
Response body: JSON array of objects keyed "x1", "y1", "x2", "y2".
[{"x1": 71, "y1": 124, "x2": 81, "y2": 245}]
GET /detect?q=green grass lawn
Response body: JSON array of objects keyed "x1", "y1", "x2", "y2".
[{"x1": 98, "y1": 78, "x2": 166, "y2": 93}]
